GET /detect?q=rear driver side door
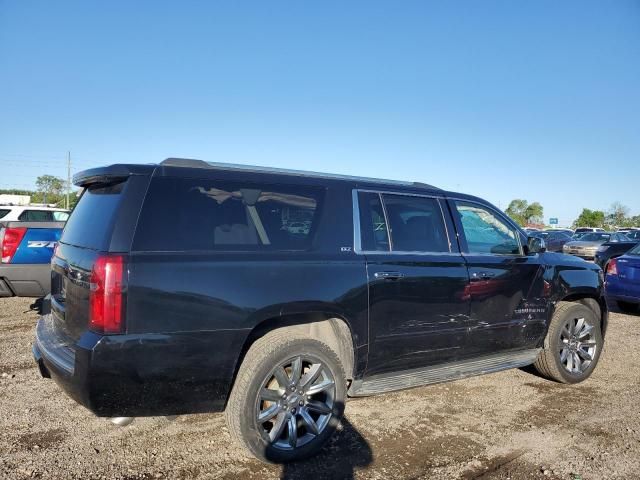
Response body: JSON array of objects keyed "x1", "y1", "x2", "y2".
[{"x1": 358, "y1": 191, "x2": 471, "y2": 377}]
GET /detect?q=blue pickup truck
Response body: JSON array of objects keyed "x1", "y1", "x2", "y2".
[{"x1": 0, "y1": 220, "x2": 65, "y2": 297}]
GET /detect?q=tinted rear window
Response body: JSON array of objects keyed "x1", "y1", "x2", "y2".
[
  {"x1": 382, "y1": 194, "x2": 449, "y2": 252},
  {"x1": 0, "y1": 209, "x2": 9, "y2": 219},
  {"x1": 60, "y1": 183, "x2": 125, "y2": 250},
  {"x1": 133, "y1": 177, "x2": 325, "y2": 252},
  {"x1": 18, "y1": 210, "x2": 53, "y2": 221}
]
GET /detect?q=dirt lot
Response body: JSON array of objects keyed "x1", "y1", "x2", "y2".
[{"x1": 1, "y1": 297, "x2": 639, "y2": 480}]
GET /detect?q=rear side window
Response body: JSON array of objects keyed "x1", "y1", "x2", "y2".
[
  {"x1": 382, "y1": 195, "x2": 449, "y2": 252},
  {"x1": 454, "y1": 202, "x2": 520, "y2": 255},
  {"x1": 0, "y1": 209, "x2": 9, "y2": 219},
  {"x1": 18, "y1": 210, "x2": 53, "y2": 221},
  {"x1": 357, "y1": 192, "x2": 450, "y2": 253},
  {"x1": 133, "y1": 177, "x2": 324, "y2": 252},
  {"x1": 60, "y1": 183, "x2": 125, "y2": 250}
]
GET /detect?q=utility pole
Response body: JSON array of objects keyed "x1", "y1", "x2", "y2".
[{"x1": 66, "y1": 151, "x2": 71, "y2": 210}]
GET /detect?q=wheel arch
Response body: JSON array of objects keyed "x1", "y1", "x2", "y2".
[
  {"x1": 230, "y1": 311, "x2": 360, "y2": 402},
  {"x1": 555, "y1": 292, "x2": 608, "y2": 338}
]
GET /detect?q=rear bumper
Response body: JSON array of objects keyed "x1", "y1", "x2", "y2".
[
  {"x1": 0, "y1": 263, "x2": 51, "y2": 297},
  {"x1": 33, "y1": 315, "x2": 245, "y2": 417}
]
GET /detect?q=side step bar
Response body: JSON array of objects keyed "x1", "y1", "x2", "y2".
[{"x1": 349, "y1": 348, "x2": 541, "y2": 397}]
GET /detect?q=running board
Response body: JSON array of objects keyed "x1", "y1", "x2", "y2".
[{"x1": 349, "y1": 348, "x2": 541, "y2": 397}]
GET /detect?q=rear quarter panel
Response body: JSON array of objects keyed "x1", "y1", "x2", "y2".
[{"x1": 124, "y1": 252, "x2": 368, "y2": 412}]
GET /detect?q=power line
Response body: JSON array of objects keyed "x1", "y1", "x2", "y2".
[{"x1": 0, "y1": 153, "x2": 66, "y2": 160}]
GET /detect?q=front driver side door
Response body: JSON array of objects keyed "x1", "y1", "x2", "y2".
[{"x1": 449, "y1": 199, "x2": 546, "y2": 356}]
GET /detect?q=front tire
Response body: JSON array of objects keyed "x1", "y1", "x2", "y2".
[
  {"x1": 533, "y1": 301, "x2": 603, "y2": 384},
  {"x1": 225, "y1": 329, "x2": 347, "y2": 463}
]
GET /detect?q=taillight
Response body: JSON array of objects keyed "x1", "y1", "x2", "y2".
[
  {"x1": 89, "y1": 254, "x2": 126, "y2": 334},
  {"x1": 1, "y1": 227, "x2": 27, "y2": 263},
  {"x1": 606, "y1": 258, "x2": 618, "y2": 276}
]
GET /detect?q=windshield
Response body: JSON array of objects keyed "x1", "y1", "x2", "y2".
[
  {"x1": 532, "y1": 232, "x2": 549, "y2": 239},
  {"x1": 580, "y1": 233, "x2": 610, "y2": 242},
  {"x1": 629, "y1": 243, "x2": 640, "y2": 255}
]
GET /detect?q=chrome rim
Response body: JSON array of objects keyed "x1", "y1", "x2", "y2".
[
  {"x1": 256, "y1": 356, "x2": 335, "y2": 450},
  {"x1": 559, "y1": 316, "x2": 597, "y2": 374}
]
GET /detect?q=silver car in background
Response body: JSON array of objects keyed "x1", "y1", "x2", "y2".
[{"x1": 563, "y1": 232, "x2": 629, "y2": 260}]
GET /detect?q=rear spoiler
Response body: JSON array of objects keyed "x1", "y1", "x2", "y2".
[{"x1": 73, "y1": 164, "x2": 155, "y2": 188}]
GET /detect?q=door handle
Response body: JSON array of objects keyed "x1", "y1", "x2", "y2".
[
  {"x1": 470, "y1": 271, "x2": 496, "y2": 281},
  {"x1": 374, "y1": 271, "x2": 404, "y2": 280}
]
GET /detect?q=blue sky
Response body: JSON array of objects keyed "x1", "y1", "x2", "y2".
[{"x1": 1, "y1": 1, "x2": 639, "y2": 226}]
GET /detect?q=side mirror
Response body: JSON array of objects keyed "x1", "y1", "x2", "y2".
[{"x1": 527, "y1": 236, "x2": 546, "y2": 254}]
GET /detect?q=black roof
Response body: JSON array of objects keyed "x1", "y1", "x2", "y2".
[{"x1": 160, "y1": 158, "x2": 441, "y2": 191}]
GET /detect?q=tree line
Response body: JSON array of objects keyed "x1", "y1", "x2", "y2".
[
  {"x1": 0, "y1": 174, "x2": 80, "y2": 209},
  {"x1": 505, "y1": 199, "x2": 639, "y2": 229}
]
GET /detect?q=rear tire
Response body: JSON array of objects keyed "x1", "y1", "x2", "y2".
[
  {"x1": 617, "y1": 301, "x2": 639, "y2": 313},
  {"x1": 533, "y1": 301, "x2": 603, "y2": 384},
  {"x1": 225, "y1": 329, "x2": 347, "y2": 463}
]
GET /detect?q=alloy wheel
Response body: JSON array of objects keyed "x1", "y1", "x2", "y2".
[
  {"x1": 256, "y1": 356, "x2": 336, "y2": 450},
  {"x1": 558, "y1": 316, "x2": 597, "y2": 374}
]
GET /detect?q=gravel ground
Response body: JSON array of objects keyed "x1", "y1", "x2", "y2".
[{"x1": 1, "y1": 297, "x2": 639, "y2": 480}]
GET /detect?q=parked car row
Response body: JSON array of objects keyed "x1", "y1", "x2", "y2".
[
  {"x1": 562, "y1": 232, "x2": 632, "y2": 261},
  {"x1": 528, "y1": 230, "x2": 572, "y2": 252},
  {"x1": 523, "y1": 225, "x2": 640, "y2": 310}
]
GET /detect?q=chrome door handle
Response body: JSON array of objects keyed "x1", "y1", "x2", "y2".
[
  {"x1": 470, "y1": 271, "x2": 496, "y2": 281},
  {"x1": 374, "y1": 271, "x2": 404, "y2": 280}
]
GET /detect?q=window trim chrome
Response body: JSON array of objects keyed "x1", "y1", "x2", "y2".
[
  {"x1": 378, "y1": 192, "x2": 393, "y2": 251},
  {"x1": 352, "y1": 188, "x2": 453, "y2": 256}
]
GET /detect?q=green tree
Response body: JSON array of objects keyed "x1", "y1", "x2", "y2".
[
  {"x1": 505, "y1": 199, "x2": 528, "y2": 226},
  {"x1": 505, "y1": 199, "x2": 544, "y2": 226},
  {"x1": 573, "y1": 209, "x2": 605, "y2": 228},
  {"x1": 524, "y1": 202, "x2": 544, "y2": 224},
  {"x1": 606, "y1": 201, "x2": 630, "y2": 228},
  {"x1": 35, "y1": 175, "x2": 65, "y2": 204}
]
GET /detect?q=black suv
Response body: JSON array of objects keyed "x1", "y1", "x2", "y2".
[{"x1": 33, "y1": 159, "x2": 607, "y2": 462}]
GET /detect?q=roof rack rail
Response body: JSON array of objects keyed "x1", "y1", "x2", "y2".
[{"x1": 160, "y1": 158, "x2": 440, "y2": 190}]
